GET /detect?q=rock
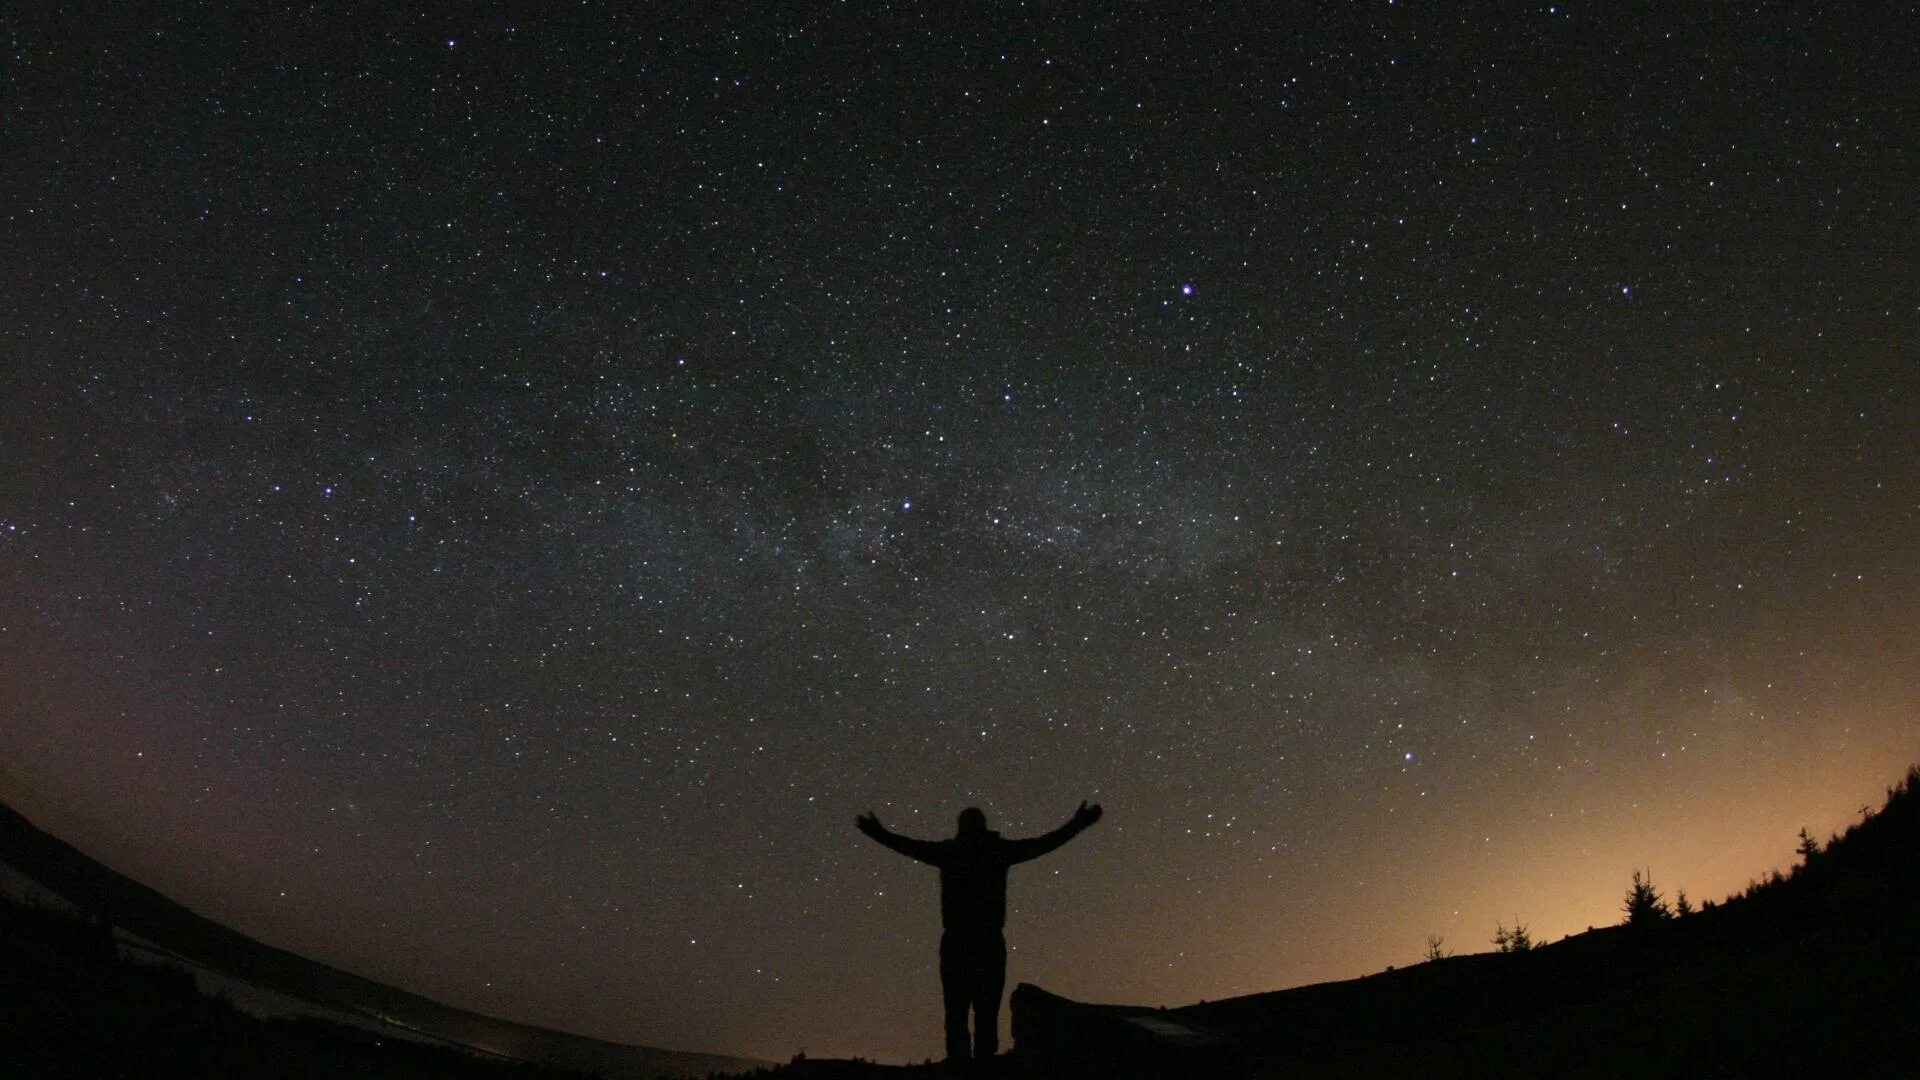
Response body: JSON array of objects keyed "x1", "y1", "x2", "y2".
[{"x1": 1009, "y1": 983, "x2": 1249, "y2": 1078}]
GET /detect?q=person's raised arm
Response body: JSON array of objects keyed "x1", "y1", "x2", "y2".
[
  {"x1": 1004, "y1": 801, "x2": 1103, "y2": 864},
  {"x1": 855, "y1": 811, "x2": 946, "y2": 865}
]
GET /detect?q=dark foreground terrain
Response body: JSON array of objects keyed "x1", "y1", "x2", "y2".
[
  {"x1": 0, "y1": 800, "x2": 763, "y2": 1080},
  {"x1": 761, "y1": 765, "x2": 1920, "y2": 1079},
  {"x1": 0, "y1": 896, "x2": 599, "y2": 1080},
  {"x1": 5, "y1": 767, "x2": 1917, "y2": 1078}
]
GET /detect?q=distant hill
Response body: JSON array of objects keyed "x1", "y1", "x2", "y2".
[
  {"x1": 759, "y1": 764, "x2": 1920, "y2": 1078},
  {"x1": 2, "y1": 896, "x2": 599, "y2": 1080},
  {"x1": 0, "y1": 800, "x2": 767, "y2": 1080}
]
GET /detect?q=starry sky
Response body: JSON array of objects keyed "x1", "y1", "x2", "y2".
[{"x1": 2, "y1": 2, "x2": 1917, "y2": 1064}]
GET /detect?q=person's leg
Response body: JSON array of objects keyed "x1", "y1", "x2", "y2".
[
  {"x1": 938, "y1": 932, "x2": 972, "y2": 1062},
  {"x1": 970, "y1": 932, "x2": 1007, "y2": 1060}
]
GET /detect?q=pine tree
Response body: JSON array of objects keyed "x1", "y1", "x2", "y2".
[
  {"x1": 1623, "y1": 868, "x2": 1672, "y2": 926},
  {"x1": 1492, "y1": 919, "x2": 1533, "y2": 952},
  {"x1": 1795, "y1": 826, "x2": 1821, "y2": 863}
]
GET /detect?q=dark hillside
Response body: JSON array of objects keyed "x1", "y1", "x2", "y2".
[
  {"x1": 0, "y1": 896, "x2": 594, "y2": 1080},
  {"x1": 0, "y1": 800, "x2": 766, "y2": 1079},
  {"x1": 757, "y1": 765, "x2": 1920, "y2": 1079},
  {"x1": 1089, "y1": 764, "x2": 1920, "y2": 1077}
]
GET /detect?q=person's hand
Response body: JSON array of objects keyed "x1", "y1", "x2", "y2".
[
  {"x1": 1073, "y1": 800, "x2": 1103, "y2": 828},
  {"x1": 856, "y1": 810, "x2": 882, "y2": 836}
]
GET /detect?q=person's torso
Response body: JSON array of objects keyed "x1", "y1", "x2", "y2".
[{"x1": 938, "y1": 836, "x2": 1010, "y2": 931}]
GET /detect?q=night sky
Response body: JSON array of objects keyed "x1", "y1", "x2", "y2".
[{"x1": 3, "y1": 3, "x2": 1916, "y2": 1064}]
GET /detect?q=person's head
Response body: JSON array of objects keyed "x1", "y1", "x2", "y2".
[{"x1": 956, "y1": 806, "x2": 988, "y2": 836}]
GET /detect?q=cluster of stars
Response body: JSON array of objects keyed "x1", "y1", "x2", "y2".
[{"x1": 1, "y1": 2, "x2": 1915, "y2": 1066}]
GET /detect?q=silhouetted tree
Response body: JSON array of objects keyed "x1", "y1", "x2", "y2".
[
  {"x1": 1795, "y1": 826, "x2": 1821, "y2": 863},
  {"x1": 1492, "y1": 919, "x2": 1533, "y2": 952},
  {"x1": 1423, "y1": 935, "x2": 1450, "y2": 962},
  {"x1": 1623, "y1": 868, "x2": 1672, "y2": 925},
  {"x1": 1674, "y1": 889, "x2": 1694, "y2": 917}
]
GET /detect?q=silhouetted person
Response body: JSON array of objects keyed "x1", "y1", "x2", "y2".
[{"x1": 857, "y1": 801, "x2": 1103, "y2": 1063}]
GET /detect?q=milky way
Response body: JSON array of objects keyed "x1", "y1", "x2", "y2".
[{"x1": 2, "y1": 5, "x2": 1915, "y2": 1062}]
